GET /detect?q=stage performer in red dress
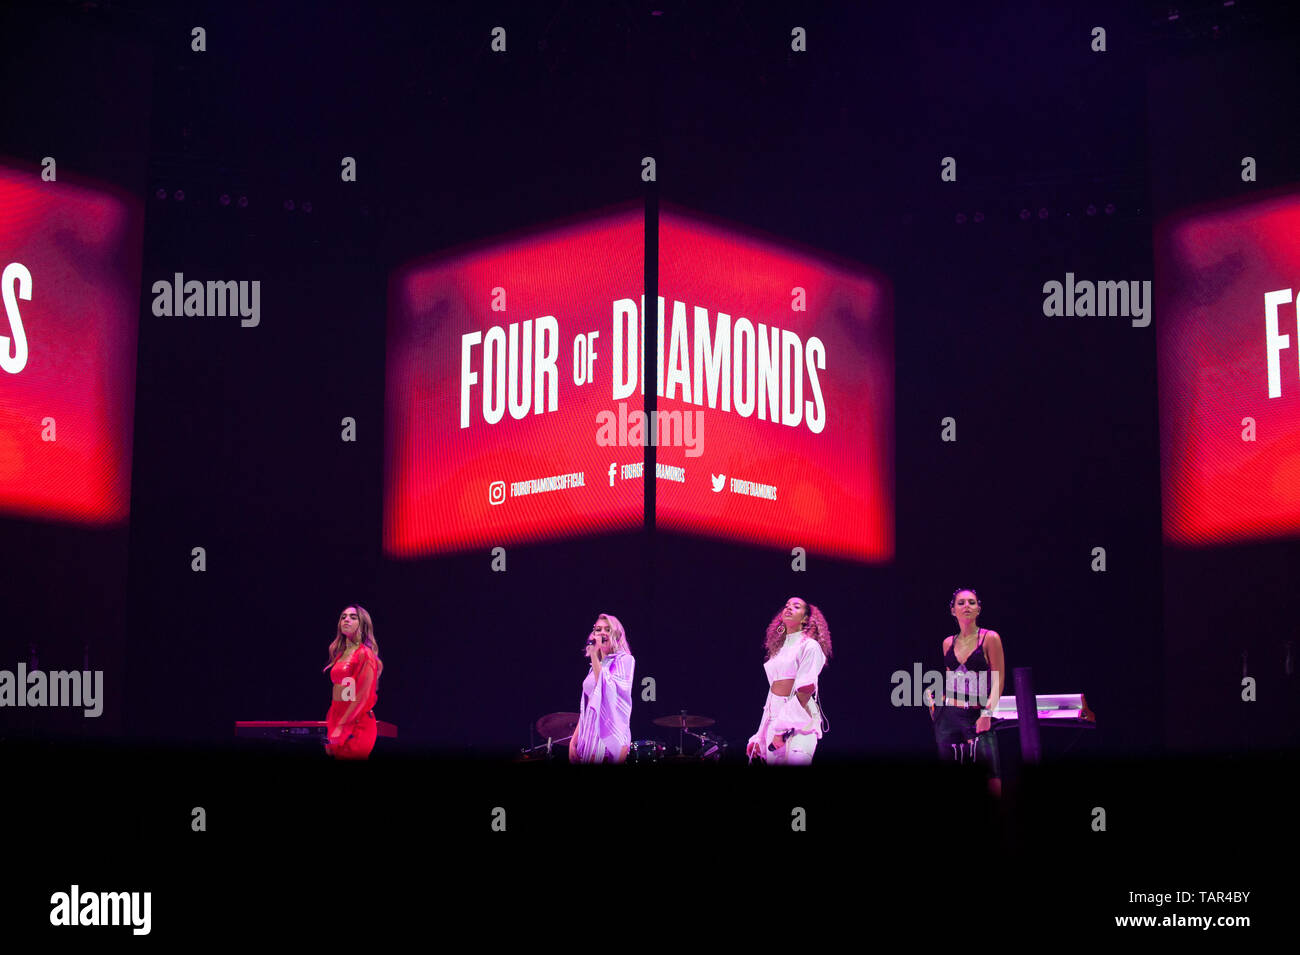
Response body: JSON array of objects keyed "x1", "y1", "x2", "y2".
[{"x1": 323, "y1": 605, "x2": 384, "y2": 760}]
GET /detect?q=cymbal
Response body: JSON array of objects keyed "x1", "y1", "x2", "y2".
[
  {"x1": 651, "y1": 714, "x2": 716, "y2": 728},
  {"x1": 535, "y1": 712, "x2": 580, "y2": 738}
]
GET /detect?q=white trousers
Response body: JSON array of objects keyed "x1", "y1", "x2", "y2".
[{"x1": 766, "y1": 731, "x2": 817, "y2": 765}]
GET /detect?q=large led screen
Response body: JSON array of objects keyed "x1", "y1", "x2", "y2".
[
  {"x1": 384, "y1": 206, "x2": 893, "y2": 561},
  {"x1": 1157, "y1": 189, "x2": 1300, "y2": 546},
  {"x1": 385, "y1": 208, "x2": 646, "y2": 557},
  {"x1": 652, "y1": 208, "x2": 892, "y2": 562},
  {"x1": 0, "y1": 164, "x2": 143, "y2": 525}
]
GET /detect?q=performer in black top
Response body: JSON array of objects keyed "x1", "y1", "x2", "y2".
[{"x1": 929, "y1": 588, "x2": 1005, "y2": 796}]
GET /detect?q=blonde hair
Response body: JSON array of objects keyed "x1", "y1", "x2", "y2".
[{"x1": 596, "y1": 613, "x2": 631, "y2": 656}]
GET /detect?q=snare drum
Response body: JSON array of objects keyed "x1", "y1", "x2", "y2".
[{"x1": 627, "y1": 739, "x2": 665, "y2": 764}]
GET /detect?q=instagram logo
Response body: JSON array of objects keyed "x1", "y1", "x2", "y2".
[{"x1": 488, "y1": 480, "x2": 506, "y2": 506}]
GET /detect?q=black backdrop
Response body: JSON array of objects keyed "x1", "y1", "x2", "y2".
[{"x1": 2, "y1": 0, "x2": 1297, "y2": 937}]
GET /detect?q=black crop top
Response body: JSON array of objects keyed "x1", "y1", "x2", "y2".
[{"x1": 944, "y1": 628, "x2": 989, "y2": 703}]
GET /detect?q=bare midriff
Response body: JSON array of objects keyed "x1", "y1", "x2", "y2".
[{"x1": 771, "y1": 678, "x2": 795, "y2": 697}]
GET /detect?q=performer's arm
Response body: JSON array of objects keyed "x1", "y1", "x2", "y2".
[
  {"x1": 605, "y1": 652, "x2": 633, "y2": 693},
  {"x1": 747, "y1": 706, "x2": 772, "y2": 757},
  {"x1": 747, "y1": 661, "x2": 773, "y2": 756},
  {"x1": 569, "y1": 689, "x2": 584, "y2": 762},
  {"x1": 604, "y1": 653, "x2": 635, "y2": 756},
  {"x1": 793, "y1": 640, "x2": 825, "y2": 712},
  {"x1": 926, "y1": 637, "x2": 952, "y2": 719},
  {"x1": 979, "y1": 632, "x2": 1005, "y2": 730},
  {"x1": 605, "y1": 657, "x2": 631, "y2": 769}
]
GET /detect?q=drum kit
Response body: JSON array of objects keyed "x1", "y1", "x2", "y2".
[{"x1": 516, "y1": 709, "x2": 729, "y2": 763}]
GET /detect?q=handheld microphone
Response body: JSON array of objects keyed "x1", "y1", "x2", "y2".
[{"x1": 583, "y1": 638, "x2": 609, "y2": 666}]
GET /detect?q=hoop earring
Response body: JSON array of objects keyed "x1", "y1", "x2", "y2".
[{"x1": 777, "y1": 624, "x2": 786, "y2": 635}]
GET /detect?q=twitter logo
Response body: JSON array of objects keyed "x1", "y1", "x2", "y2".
[{"x1": 711, "y1": 474, "x2": 726, "y2": 493}]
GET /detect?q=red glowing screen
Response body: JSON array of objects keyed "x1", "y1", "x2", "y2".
[
  {"x1": 384, "y1": 206, "x2": 893, "y2": 560},
  {"x1": 1157, "y1": 189, "x2": 1300, "y2": 545},
  {"x1": 652, "y1": 209, "x2": 892, "y2": 561},
  {"x1": 0, "y1": 165, "x2": 142, "y2": 525},
  {"x1": 385, "y1": 208, "x2": 645, "y2": 557}
]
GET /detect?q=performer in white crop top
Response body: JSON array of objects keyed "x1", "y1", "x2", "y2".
[{"x1": 746, "y1": 597, "x2": 831, "y2": 765}]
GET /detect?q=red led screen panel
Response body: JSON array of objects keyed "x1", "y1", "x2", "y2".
[
  {"x1": 385, "y1": 208, "x2": 646, "y2": 557},
  {"x1": 652, "y1": 208, "x2": 893, "y2": 562},
  {"x1": 1157, "y1": 189, "x2": 1300, "y2": 545},
  {"x1": 384, "y1": 206, "x2": 893, "y2": 561},
  {"x1": 0, "y1": 165, "x2": 142, "y2": 525}
]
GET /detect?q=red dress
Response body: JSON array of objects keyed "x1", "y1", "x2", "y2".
[{"x1": 325, "y1": 645, "x2": 383, "y2": 760}]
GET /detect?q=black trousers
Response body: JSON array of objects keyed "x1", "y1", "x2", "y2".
[{"x1": 934, "y1": 704, "x2": 1001, "y2": 779}]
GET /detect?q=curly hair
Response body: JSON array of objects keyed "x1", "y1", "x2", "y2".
[{"x1": 763, "y1": 600, "x2": 832, "y2": 663}]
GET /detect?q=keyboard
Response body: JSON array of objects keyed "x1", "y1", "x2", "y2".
[{"x1": 234, "y1": 719, "x2": 399, "y2": 741}]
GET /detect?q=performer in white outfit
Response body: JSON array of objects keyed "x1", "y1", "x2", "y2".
[
  {"x1": 746, "y1": 597, "x2": 831, "y2": 765},
  {"x1": 569, "y1": 613, "x2": 635, "y2": 764}
]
